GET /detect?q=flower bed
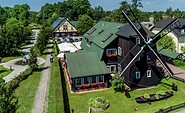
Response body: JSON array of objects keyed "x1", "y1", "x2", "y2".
[
  {"x1": 89, "y1": 96, "x2": 110, "y2": 112},
  {"x1": 135, "y1": 91, "x2": 173, "y2": 103}
]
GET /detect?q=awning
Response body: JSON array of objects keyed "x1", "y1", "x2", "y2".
[
  {"x1": 57, "y1": 53, "x2": 65, "y2": 58},
  {"x1": 58, "y1": 42, "x2": 78, "y2": 52}
]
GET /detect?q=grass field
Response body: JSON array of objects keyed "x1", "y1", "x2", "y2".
[
  {"x1": 67, "y1": 77, "x2": 185, "y2": 113},
  {"x1": 0, "y1": 65, "x2": 13, "y2": 78},
  {"x1": 1, "y1": 56, "x2": 22, "y2": 63},
  {"x1": 47, "y1": 43, "x2": 65, "y2": 113},
  {"x1": 15, "y1": 65, "x2": 43, "y2": 113}
]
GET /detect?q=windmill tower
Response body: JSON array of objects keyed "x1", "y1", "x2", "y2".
[{"x1": 117, "y1": 8, "x2": 180, "y2": 88}]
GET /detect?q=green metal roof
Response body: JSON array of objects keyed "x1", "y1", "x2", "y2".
[
  {"x1": 65, "y1": 52, "x2": 109, "y2": 78},
  {"x1": 81, "y1": 21, "x2": 123, "y2": 59},
  {"x1": 157, "y1": 46, "x2": 182, "y2": 59},
  {"x1": 82, "y1": 21, "x2": 123, "y2": 49}
]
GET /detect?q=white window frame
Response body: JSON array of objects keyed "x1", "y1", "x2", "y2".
[
  {"x1": 118, "y1": 47, "x2": 122, "y2": 56},
  {"x1": 181, "y1": 29, "x2": 185, "y2": 34},
  {"x1": 136, "y1": 38, "x2": 140, "y2": 44},
  {"x1": 147, "y1": 70, "x2": 152, "y2": 78},
  {"x1": 106, "y1": 48, "x2": 117, "y2": 55},
  {"x1": 106, "y1": 66, "x2": 110, "y2": 72},
  {"x1": 118, "y1": 64, "x2": 122, "y2": 74},
  {"x1": 136, "y1": 71, "x2": 140, "y2": 79},
  {"x1": 147, "y1": 55, "x2": 150, "y2": 60},
  {"x1": 110, "y1": 65, "x2": 116, "y2": 73}
]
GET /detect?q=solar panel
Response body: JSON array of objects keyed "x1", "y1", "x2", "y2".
[{"x1": 51, "y1": 17, "x2": 64, "y2": 30}]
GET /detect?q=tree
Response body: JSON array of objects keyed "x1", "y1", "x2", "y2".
[
  {"x1": 0, "y1": 79, "x2": 19, "y2": 113},
  {"x1": 76, "y1": 14, "x2": 95, "y2": 35},
  {"x1": 36, "y1": 24, "x2": 52, "y2": 54},
  {"x1": 110, "y1": 74, "x2": 124, "y2": 92},
  {"x1": 92, "y1": 6, "x2": 105, "y2": 21},
  {"x1": 157, "y1": 34, "x2": 176, "y2": 51},
  {"x1": 28, "y1": 46, "x2": 38, "y2": 69}
]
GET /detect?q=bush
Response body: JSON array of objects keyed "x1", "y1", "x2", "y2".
[
  {"x1": 88, "y1": 96, "x2": 109, "y2": 111},
  {"x1": 8, "y1": 68, "x2": 32, "y2": 90},
  {"x1": 173, "y1": 60, "x2": 185, "y2": 67}
]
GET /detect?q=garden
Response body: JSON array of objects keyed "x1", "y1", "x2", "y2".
[{"x1": 67, "y1": 78, "x2": 185, "y2": 113}]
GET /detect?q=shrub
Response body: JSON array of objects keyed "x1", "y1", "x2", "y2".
[
  {"x1": 144, "y1": 94, "x2": 150, "y2": 99},
  {"x1": 8, "y1": 68, "x2": 32, "y2": 90},
  {"x1": 88, "y1": 96, "x2": 109, "y2": 111},
  {"x1": 173, "y1": 60, "x2": 185, "y2": 67}
]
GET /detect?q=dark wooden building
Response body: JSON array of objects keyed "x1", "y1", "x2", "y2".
[{"x1": 116, "y1": 24, "x2": 162, "y2": 88}]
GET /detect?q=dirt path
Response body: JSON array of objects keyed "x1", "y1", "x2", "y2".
[{"x1": 31, "y1": 42, "x2": 53, "y2": 113}]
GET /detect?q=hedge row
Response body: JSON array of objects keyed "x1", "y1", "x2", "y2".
[
  {"x1": 8, "y1": 68, "x2": 33, "y2": 90},
  {"x1": 173, "y1": 60, "x2": 185, "y2": 67}
]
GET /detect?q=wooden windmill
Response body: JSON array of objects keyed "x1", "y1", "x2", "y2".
[{"x1": 118, "y1": 8, "x2": 181, "y2": 88}]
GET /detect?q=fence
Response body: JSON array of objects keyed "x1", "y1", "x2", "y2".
[{"x1": 155, "y1": 102, "x2": 185, "y2": 113}]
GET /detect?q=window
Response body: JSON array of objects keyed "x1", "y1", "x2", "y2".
[
  {"x1": 147, "y1": 55, "x2": 150, "y2": 60},
  {"x1": 181, "y1": 29, "x2": 185, "y2": 34},
  {"x1": 63, "y1": 25, "x2": 68, "y2": 31},
  {"x1": 136, "y1": 71, "x2": 140, "y2": 79},
  {"x1": 98, "y1": 76, "x2": 104, "y2": 82},
  {"x1": 106, "y1": 49, "x2": 117, "y2": 55},
  {"x1": 98, "y1": 30, "x2": 104, "y2": 34},
  {"x1": 102, "y1": 33, "x2": 113, "y2": 42},
  {"x1": 147, "y1": 70, "x2": 152, "y2": 78},
  {"x1": 110, "y1": 65, "x2": 116, "y2": 73},
  {"x1": 87, "y1": 28, "x2": 96, "y2": 35},
  {"x1": 84, "y1": 77, "x2": 88, "y2": 84},
  {"x1": 106, "y1": 66, "x2": 110, "y2": 72},
  {"x1": 118, "y1": 64, "x2": 122, "y2": 74},
  {"x1": 136, "y1": 38, "x2": 140, "y2": 44},
  {"x1": 75, "y1": 78, "x2": 82, "y2": 85},
  {"x1": 92, "y1": 76, "x2": 96, "y2": 83},
  {"x1": 118, "y1": 47, "x2": 122, "y2": 56}
]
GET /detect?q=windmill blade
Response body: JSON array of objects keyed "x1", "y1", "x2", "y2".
[
  {"x1": 122, "y1": 11, "x2": 148, "y2": 44},
  {"x1": 127, "y1": 6, "x2": 147, "y2": 37},
  {"x1": 120, "y1": 46, "x2": 145, "y2": 76},
  {"x1": 151, "y1": 18, "x2": 178, "y2": 43},
  {"x1": 147, "y1": 45, "x2": 173, "y2": 76}
]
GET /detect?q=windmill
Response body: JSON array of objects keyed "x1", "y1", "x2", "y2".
[{"x1": 119, "y1": 7, "x2": 181, "y2": 88}]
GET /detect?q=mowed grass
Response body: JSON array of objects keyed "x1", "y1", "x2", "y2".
[
  {"x1": 1, "y1": 56, "x2": 22, "y2": 63},
  {"x1": 67, "y1": 78, "x2": 185, "y2": 113},
  {"x1": 15, "y1": 65, "x2": 43, "y2": 113},
  {"x1": 0, "y1": 65, "x2": 12, "y2": 78},
  {"x1": 47, "y1": 44, "x2": 64, "y2": 113}
]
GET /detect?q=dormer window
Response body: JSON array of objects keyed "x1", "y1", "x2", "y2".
[{"x1": 181, "y1": 29, "x2": 185, "y2": 34}]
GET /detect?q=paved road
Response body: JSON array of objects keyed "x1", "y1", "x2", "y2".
[
  {"x1": 31, "y1": 41, "x2": 52, "y2": 113},
  {"x1": 1, "y1": 29, "x2": 45, "y2": 82}
]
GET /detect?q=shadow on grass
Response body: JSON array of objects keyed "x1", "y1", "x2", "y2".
[
  {"x1": 59, "y1": 62, "x2": 71, "y2": 113},
  {"x1": 0, "y1": 70, "x2": 6, "y2": 73},
  {"x1": 42, "y1": 51, "x2": 54, "y2": 55},
  {"x1": 34, "y1": 66, "x2": 50, "y2": 72}
]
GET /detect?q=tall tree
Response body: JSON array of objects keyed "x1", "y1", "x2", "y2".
[
  {"x1": 76, "y1": 14, "x2": 95, "y2": 35},
  {"x1": 0, "y1": 79, "x2": 19, "y2": 113},
  {"x1": 157, "y1": 34, "x2": 176, "y2": 51}
]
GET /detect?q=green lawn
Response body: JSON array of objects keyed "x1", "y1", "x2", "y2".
[
  {"x1": 15, "y1": 65, "x2": 42, "y2": 113},
  {"x1": 1, "y1": 56, "x2": 22, "y2": 63},
  {"x1": 47, "y1": 44, "x2": 64, "y2": 113},
  {"x1": 0, "y1": 65, "x2": 13, "y2": 78},
  {"x1": 67, "y1": 78, "x2": 185, "y2": 113}
]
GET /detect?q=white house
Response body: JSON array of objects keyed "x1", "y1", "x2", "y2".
[{"x1": 152, "y1": 18, "x2": 185, "y2": 53}]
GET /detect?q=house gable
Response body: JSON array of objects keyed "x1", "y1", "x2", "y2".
[{"x1": 81, "y1": 21, "x2": 123, "y2": 59}]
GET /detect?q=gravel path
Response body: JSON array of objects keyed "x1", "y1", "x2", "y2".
[
  {"x1": 1, "y1": 30, "x2": 45, "y2": 82},
  {"x1": 31, "y1": 42, "x2": 53, "y2": 113}
]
